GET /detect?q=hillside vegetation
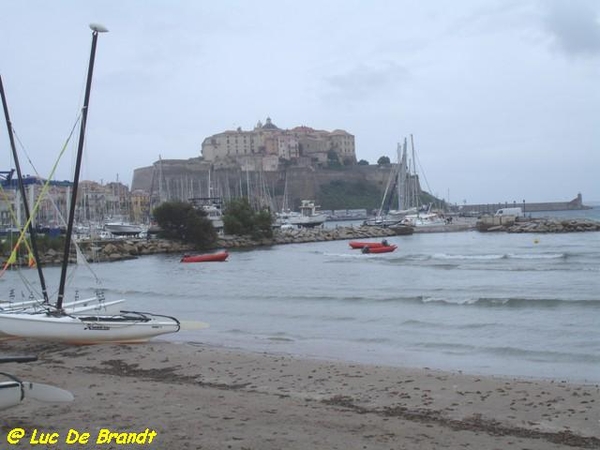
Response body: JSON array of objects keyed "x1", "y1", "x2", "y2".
[
  {"x1": 317, "y1": 180, "x2": 383, "y2": 211},
  {"x1": 317, "y1": 179, "x2": 445, "y2": 212}
]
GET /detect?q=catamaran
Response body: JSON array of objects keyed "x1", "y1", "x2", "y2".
[
  {"x1": 0, "y1": 24, "x2": 180, "y2": 343},
  {"x1": 0, "y1": 355, "x2": 74, "y2": 410}
]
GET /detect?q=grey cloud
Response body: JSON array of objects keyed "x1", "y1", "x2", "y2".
[
  {"x1": 542, "y1": 0, "x2": 600, "y2": 56},
  {"x1": 321, "y1": 62, "x2": 410, "y2": 103}
]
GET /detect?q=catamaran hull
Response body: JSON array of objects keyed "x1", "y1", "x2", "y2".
[
  {"x1": 1, "y1": 379, "x2": 74, "y2": 411},
  {"x1": 0, "y1": 299, "x2": 126, "y2": 340},
  {"x1": 0, "y1": 381, "x2": 22, "y2": 410},
  {"x1": 0, "y1": 312, "x2": 180, "y2": 344}
]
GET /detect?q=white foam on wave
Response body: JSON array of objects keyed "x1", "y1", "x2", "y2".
[
  {"x1": 432, "y1": 253, "x2": 505, "y2": 260},
  {"x1": 508, "y1": 253, "x2": 566, "y2": 259}
]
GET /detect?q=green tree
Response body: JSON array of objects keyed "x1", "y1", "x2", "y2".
[
  {"x1": 357, "y1": 159, "x2": 369, "y2": 166},
  {"x1": 377, "y1": 156, "x2": 391, "y2": 166},
  {"x1": 253, "y1": 209, "x2": 274, "y2": 239},
  {"x1": 223, "y1": 198, "x2": 273, "y2": 239},
  {"x1": 152, "y1": 201, "x2": 217, "y2": 249}
]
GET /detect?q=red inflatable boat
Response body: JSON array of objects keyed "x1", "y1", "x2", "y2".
[{"x1": 180, "y1": 251, "x2": 229, "y2": 263}]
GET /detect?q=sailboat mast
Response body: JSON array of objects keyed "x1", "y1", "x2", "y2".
[
  {"x1": 410, "y1": 134, "x2": 418, "y2": 209},
  {"x1": 396, "y1": 141, "x2": 404, "y2": 211},
  {"x1": 0, "y1": 75, "x2": 50, "y2": 303},
  {"x1": 57, "y1": 24, "x2": 108, "y2": 309}
]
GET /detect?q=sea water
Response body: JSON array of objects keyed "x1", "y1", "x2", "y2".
[{"x1": 3, "y1": 206, "x2": 600, "y2": 383}]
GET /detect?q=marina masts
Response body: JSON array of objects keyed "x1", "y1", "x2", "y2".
[
  {"x1": 0, "y1": 75, "x2": 49, "y2": 303},
  {"x1": 57, "y1": 24, "x2": 107, "y2": 310}
]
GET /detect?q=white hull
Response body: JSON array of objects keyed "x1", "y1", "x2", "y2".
[
  {"x1": 287, "y1": 214, "x2": 327, "y2": 228},
  {"x1": 0, "y1": 311, "x2": 180, "y2": 344},
  {"x1": 0, "y1": 300, "x2": 125, "y2": 340},
  {"x1": 0, "y1": 381, "x2": 22, "y2": 410},
  {"x1": 387, "y1": 207, "x2": 418, "y2": 218},
  {"x1": 363, "y1": 216, "x2": 403, "y2": 227},
  {"x1": 279, "y1": 200, "x2": 326, "y2": 228},
  {"x1": 104, "y1": 222, "x2": 143, "y2": 236},
  {"x1": 401, "y1": 213, "x2": 446, "y2": 227},
  {"x1": 275, "y1": 211, "x2": 300, "y2": 228},
  {"x1": 1, "y1": 378, "x2": 74, "y2": 411}
]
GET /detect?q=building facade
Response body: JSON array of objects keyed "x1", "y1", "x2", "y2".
[
  {"x1": 201, "y1": 118, "x2": 356, "y2": 170},
  {"x1": 0, "y1": 177, "x2": 140, "y2": 231}
]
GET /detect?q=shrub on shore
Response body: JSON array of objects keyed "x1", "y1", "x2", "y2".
[
  {"x1": 223, "y1": 198, "x2": 273, "y2": 240},
  {"x1": 152, "y1": 201, "x2": 217, "y2": 249}
]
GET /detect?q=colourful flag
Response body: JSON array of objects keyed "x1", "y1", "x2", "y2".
[
  {"x1": 28, "y1": 251, "x2": 36, "y2": 268},
  {"x1": 6, "y1": 249, "x2": 17, "y2": 266}
]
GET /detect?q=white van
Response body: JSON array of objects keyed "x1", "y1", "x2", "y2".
[{"x1": 494, "y1": 207, "x2": 523, "y2": 217}]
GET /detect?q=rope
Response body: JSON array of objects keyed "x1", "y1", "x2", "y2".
[
  {"x1": 0, "y1": 183, "x2": 36, "y2": 260},
  {"x1": 14, "y1": 122, "x2": 101, "y2": 283},
  {"x1": 0, "y1": 116, "x2": 80, "y2": 277}
]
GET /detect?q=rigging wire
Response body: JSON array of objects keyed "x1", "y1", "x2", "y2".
[
  {"x1": 1, "y1": 116, "x2": 80, "y2": 276},
  {"x1": 414, "y1": 146, "x2": 435, "y2": 201},
  {"x1": 11, "y1": 121, "x2": 103, "y2": 284}
]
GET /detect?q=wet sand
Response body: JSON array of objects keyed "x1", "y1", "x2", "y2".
[{"x1": 1, "y1": 339, "x2": 599, "y2": 449}]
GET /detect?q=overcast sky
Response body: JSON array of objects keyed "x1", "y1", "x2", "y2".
[{"x1": 1, "y1": 0, "x2": 598, "y2": 204}]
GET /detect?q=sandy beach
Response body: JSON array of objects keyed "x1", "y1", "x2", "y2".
[{"x1": 1, "y1": 339, "x2": 598, "y2": 449}]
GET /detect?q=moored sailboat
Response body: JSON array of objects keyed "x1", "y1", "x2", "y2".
[
  {"x1": 286, "y1": 200, "x2": 327, "y2": 228},
  {"x1": 367, "y1": 135, "x2": 444, "y2": 229}
]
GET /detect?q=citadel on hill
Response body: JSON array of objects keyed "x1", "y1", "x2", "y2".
[
  {"x1": 200, "y1": 117, "x2": 357, "y2": 170},
  {"x1": 130, "y1": 118, "x2": 390, "y2": 222}
]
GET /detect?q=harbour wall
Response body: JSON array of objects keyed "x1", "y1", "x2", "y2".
[{"x1": 460, "y1": 193, "x2": 589, "y2": 215}]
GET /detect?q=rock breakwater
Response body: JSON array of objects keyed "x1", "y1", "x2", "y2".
[
  {"x1": 3, "y1": 225, "x2": 402, "y2": 266},
  {"x1": 83, "y1": 225, "x2": 400, "y2": 262},
  {"x1": 477, "y1": 217, "x2": 600, "y2": 233},
  {"x1": 217, "y1": 225, "x2": 399, "y2": 248}
]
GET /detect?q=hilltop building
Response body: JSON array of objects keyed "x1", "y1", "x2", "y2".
[{"x1": 201, "y1": 117, "x2": 356, "y2": 171}]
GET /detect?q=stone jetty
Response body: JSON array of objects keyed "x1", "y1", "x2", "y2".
[
  {"x1": 217, "y1": 224, "x2": 401, "y2": 248},
  {"x1": 477, "y1": 217, "x2": 600, "y2": 233},
  {"x1": 2, "y1": 225, "x2": 404, "y2": 266}
]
